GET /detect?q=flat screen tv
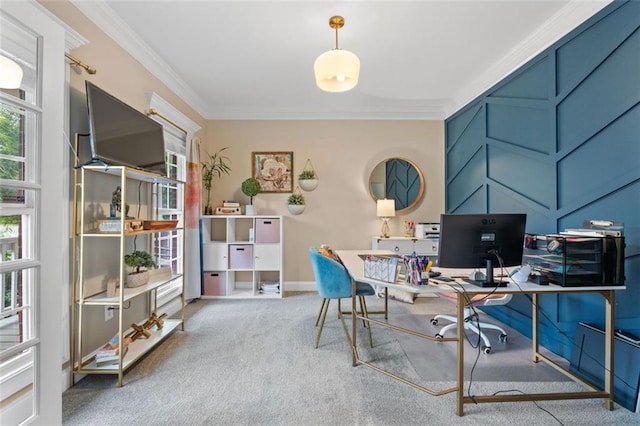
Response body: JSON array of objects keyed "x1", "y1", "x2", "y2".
[
  {"x1": 437, "y1": 213, "x2": 527, "y2": 287},
  {"x1": 85, "y1": 81, "x2": 167, "y2": 176}
]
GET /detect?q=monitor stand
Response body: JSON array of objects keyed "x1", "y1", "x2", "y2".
[{"x1": 463, "y1": 259, "x2": 508, "y2": 288}]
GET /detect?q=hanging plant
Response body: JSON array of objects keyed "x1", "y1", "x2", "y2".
[
  {"x1": 287, "y1": 186, "x2": 306, "y2": 215},
  {"x1": 298, "y1": 159, "x2": 318, "y2": 191}
]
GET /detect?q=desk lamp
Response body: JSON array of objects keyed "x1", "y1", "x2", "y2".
[{"x1": 377, "y1": 199, "x2": 395, "y2": 238}]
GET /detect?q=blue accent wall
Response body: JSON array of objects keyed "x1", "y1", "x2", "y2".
[{"x1": 444, "y1": 0, "x2": 640, "y2": 359}]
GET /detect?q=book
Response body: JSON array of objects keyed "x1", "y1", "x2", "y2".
[
  {"x1": 95, "y1": 346, "x2": 128, "y2": 366},
  {"x1": 223, "y1": 200, "x2": 240, "y2": 207}
]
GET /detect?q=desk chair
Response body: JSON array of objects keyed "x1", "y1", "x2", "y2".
[
  {"x1": 431, "y1": 293, "x2": 512, "y2": 354},
  {"x1": 309, "y1": 248, "x2": 375, "y2": 349}
]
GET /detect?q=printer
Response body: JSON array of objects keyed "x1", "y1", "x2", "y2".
[{"x1": 415, "y1": 222, "x2": 440, "y2": 239}]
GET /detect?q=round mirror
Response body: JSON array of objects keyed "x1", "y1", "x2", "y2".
[{"x1": 368, "y1": 158, "x2": 425, "y2": 214}]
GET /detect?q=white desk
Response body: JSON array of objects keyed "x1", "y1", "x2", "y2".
[{"x1": 336, "y1": 249, "x2": 623, "y2": 416}]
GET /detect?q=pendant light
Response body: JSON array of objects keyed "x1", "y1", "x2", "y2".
[
  {"x1": 0, "y1": 54, "x2": 23, "y2": 89},
  {"x1": 314, "y1": 16, "x2": 360, "y2": 93}
]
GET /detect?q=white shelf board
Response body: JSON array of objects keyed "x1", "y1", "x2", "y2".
[
  {"x1": 81, "y1": 274, "x2": 182, "y2": 304},
  {"x1": 79, "y1": 319, "x2": 182, "y2": 372}
]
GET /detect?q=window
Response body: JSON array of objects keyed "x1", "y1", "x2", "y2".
[
  {"x1": 155, "y1": 125, "x2": 186, "y2": 311},
  {"x1": 0, "y1": 10, "x2": 41, "y2": 424}
]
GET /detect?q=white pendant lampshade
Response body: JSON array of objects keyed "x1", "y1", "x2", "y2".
[
  {"x1": 0, "y1": 55, "x2": 23, "y2": 89},
  {"x1": 314, "y1": 16, "x2": 360, "y2": 93}
]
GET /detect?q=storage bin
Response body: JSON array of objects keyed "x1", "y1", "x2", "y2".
[
  {"x1": 229, "y1": 244, "x2": 253, "y2": 269},
  {"x1": 203, "y1": 272, "x2": 226, "y2": 296},
  {"x1": 255, "y1": 218, "x2": 280, "y2": 243}
]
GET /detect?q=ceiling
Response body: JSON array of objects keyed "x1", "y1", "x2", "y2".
[{"x1": 70, "y1": 1, "x2": 610, "y2": 120}]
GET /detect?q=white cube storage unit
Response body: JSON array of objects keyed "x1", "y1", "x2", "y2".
[{"x1": 200, "y1": 215, "x2": 284, "y2": 298}]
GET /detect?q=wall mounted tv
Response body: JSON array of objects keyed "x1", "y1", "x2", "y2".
[{"x1": 84, "y1": 81, "x2": 167, "y2": 176}]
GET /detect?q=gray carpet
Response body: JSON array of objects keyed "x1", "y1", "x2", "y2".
[
  {"x1": 62, "y1": 292, "x2": 638, "y2": 425},
  {"x1": 390, "y1": 310, "x2": 571, "y2": 382}
]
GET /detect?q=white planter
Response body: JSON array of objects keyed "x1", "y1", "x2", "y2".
[
  {"x1": 298, "y1": 179, "x2": 318, "y2": 192},
  {"x1": 245, "y1": 205, "x2": 256, "y2": 216},
  {"x1": 126, "y1": 270, "x2": 149, "y2": 288},
  {"x1": 287, "y1": 204, "x2": 305, "y2": 215}
]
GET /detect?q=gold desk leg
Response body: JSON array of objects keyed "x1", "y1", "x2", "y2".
[
  {"x1": 456, "y1": 292, "x2": 465, "y2": 416},
  {"x1": 352, "y1": 280, "x2": 357, "y2": 367},
  {"x1": 532, "y1": 293, "x2": 539, "y2": 363},
  {"x1": 603, "y1": 290, "x2": 615, "y2": 410}
]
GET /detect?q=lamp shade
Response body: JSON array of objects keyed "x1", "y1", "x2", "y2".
[
  {"x1": 0, "y1": 55, "x2": 23, "y2": 89},
  {"x1": 377, "y1": 199, "x2": 395, "y2": 218},
  {"x1": 314, "y1": 49, "x2": 360, "y2": 93}
]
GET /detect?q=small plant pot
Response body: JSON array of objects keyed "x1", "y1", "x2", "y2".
[
  {"x1": 298, "y1": 179, "x2": 318, "y2": 192},
  {"x1": 126, "y1": 270, "x2": 149, "y2": 288},
  {"x1": 245, "y1": 205, "x2": 256, "y2": 216},
  {"x1": 287, "y1": 204, "x2": 305, "y2": 215}
]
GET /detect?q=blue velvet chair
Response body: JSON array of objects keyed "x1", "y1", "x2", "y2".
[{"x1": 309, "y1": 247, "x2": 375, "y2": 349}]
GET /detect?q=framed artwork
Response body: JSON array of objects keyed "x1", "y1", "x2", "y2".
[{"x1": 251, "y1": 151, "x2": 294, "y2": 193}]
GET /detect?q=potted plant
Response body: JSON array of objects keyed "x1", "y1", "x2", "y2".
[
  {"x1": 202, "y1": 147, "x2": 231, "y2": 215},
  {"x1": 298, "y1": 169, "x2": 318, "y2": 191},
  {"x1": 124, "y1": 250, "x2": 157, "y2": 287},
  {"x1": 287, "y1": 192, "x2": 306, "y2": 215},
  {"x1": 241, "y1": 177, "x2": 261, "y2": 216}
]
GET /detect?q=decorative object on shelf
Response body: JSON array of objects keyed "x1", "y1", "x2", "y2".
[
  {"x1": 314, "y1": 15, "x2": 360, "y2": 93},
  {"x1": 377, "y1": 198, "x2": 395, "y2": 238},
  {"x1": 287, "y1": 186, "x2": 306, "y2": 215},
  {"x1": 95, "y1": 219, "x2": 143, "y2": 234},
  {"x1": 143, "y1": 312, "x2": 167, "y2": 330},
  {"x1": 110, "y1": 185, "x2": 131, "y2": 219},
  {"x1": 202, "y1": 147, "x2": 231, "y2": 215},
  {"x1": 404, "y1": 220, "x2": 415, "y2": 237},
  {"x1": 252, "y1": 151, "x2": 293, "y2": 193},
  {"x1": 124, "y1": 250, "x2": 157, "y2": 288},
  {"x1": 128, "y1": 323, "x2": 151, "y2": 341},
  {"x1": 215, "y1": 206, "x2": 242, "y2": 215},
  {"x1": 298, "y1": 159, "x2": 319, "y2": 191},
  {"x1": 241, "y1": 177, "x2": 261, "y2": 215},
  {"x1": 142, "y1": 220, "x2": 178, "y2": 230}
]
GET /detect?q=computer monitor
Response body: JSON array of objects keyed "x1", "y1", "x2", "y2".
[{"x1": 437, "y1": 213, "x2": 527, "y2": 287}]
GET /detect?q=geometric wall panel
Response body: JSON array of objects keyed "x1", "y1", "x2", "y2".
[
  {"x1": 445, "y1": 102, "x2": 481, "y2": 150},
  {"x1": 486, "y1": 103, "x2": 552, "y2": 154},
  {"x1": 557, "y1": 27, "x2": 640, "y2": 153},
  {"x1": 445, "y1": 1, "x2": 640, "y2": 358},
  {"x1": 446, "y1": 148, "x2": 485, "y2": 211},
  {"x1": 556, "y1": 1, "x2": 640, "y2": 95},
  {"x1": 558, "y1": 103, "x2": 640, "y2": 209},
  {"x1": 489, "y1": 56, "x2": 550, "y2": 100},
  {"x1": 446, "y1": 106, "x2": 484, "y2": 179},
  {"x1": 487, "y1": 144, "x2": 554, "y2": 209}
]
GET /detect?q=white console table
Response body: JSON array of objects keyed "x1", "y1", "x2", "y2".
[{"x1": 371, "y1": 236, "x2": 439, "y2": 259}]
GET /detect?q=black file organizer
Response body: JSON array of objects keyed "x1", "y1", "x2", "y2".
[
  {"x1": 522, "y1": 234, "x2": 624, "y2": 286},
  {"x1": 570, "y1": 323, "x2": 640, "y2": 412}
]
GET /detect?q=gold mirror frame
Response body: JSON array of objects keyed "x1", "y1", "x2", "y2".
[{"x1": 368, "y1": 158, "x2": 425, "y2": 214}]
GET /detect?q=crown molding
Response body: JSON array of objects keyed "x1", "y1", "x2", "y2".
[
  {"x1": 70, "y1": 0, "x2": 208, "y2": 117},
  {"x1": 203, "y1": 105, "x2": 447, "y2": 120},
  {"x1": 445, "y1": 0, "x2": 613, "y2": 118},
  {"x1": 146, "y1": 92, "x2": 202, "y2": 136}
]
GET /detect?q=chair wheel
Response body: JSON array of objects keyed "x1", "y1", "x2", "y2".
[
  {"x1": 430, "y1": 318, "x2": 438, "y2": 326},
  {"x1": 435, "y1": 333, "x2": 443, "y2": 339},
  {"x1": 482, "y1": 346, "x2": 491, "y2": 354},
  {"x1": 499, "y1": 333, "x2": 508, "y2": 343}
]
